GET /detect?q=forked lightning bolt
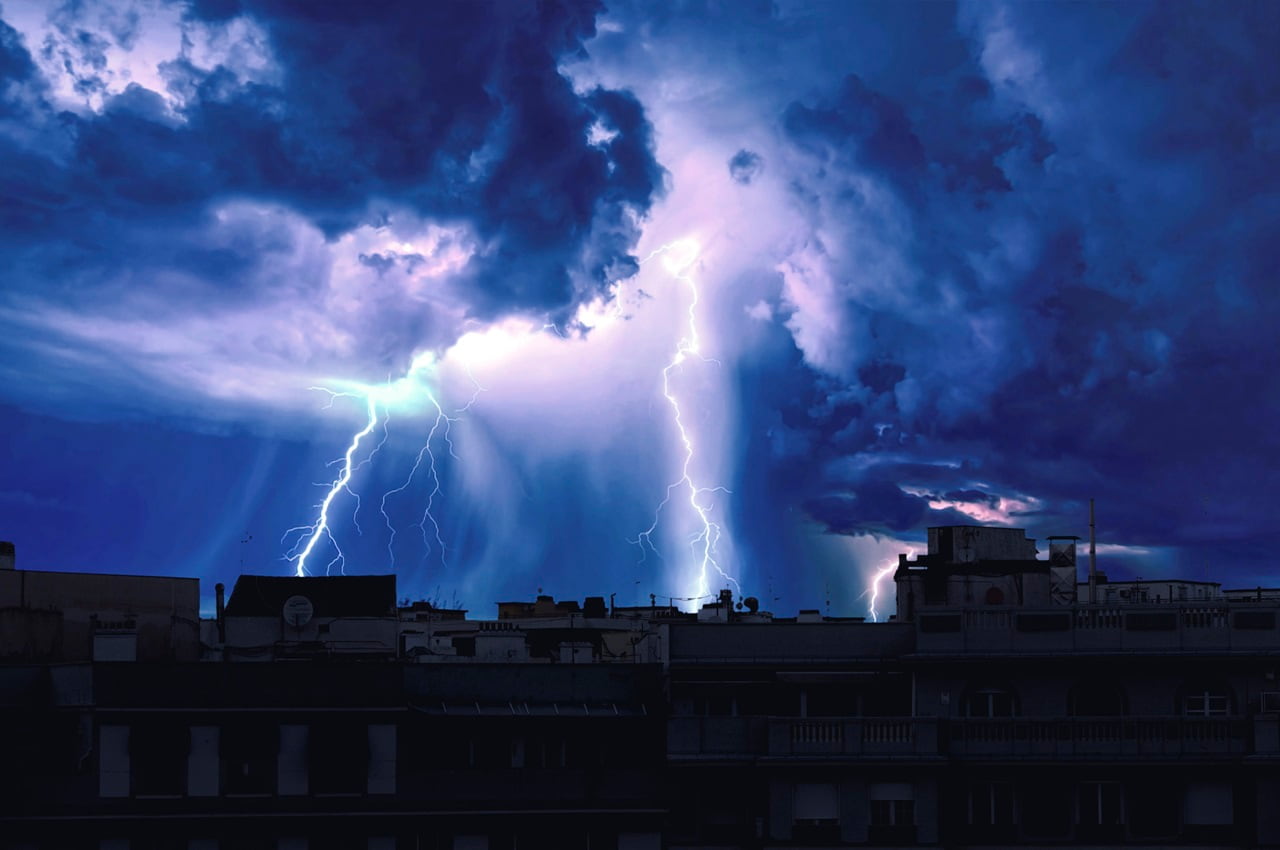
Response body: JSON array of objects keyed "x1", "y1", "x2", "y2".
[
  {"x1": 283, "y1": 354, "x2": 477, "y2": 576},
  {"x1": 633, "y1": 239, "x2": 741, "y2": 603},
  {"x1": 283, "y1": 392, "x2": 381, "y2": 576},
  {"x1": 379, "y1": 371, "x2": 483, "y2": 570}
]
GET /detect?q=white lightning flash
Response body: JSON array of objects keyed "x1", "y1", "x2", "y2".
[
  {"x1": 633, "y1": 238, "x2": 741, "y2": 603},
  {"x1": 283, "y1": 392, "x2": 381, "y2": 576},
  {"x1": 284, "y1": 353, "x2": 475, "y2": 576},
  {"x1": 866, "y1": 563, "x2": 897, "y2": 623},
  {"x1": 859, "y1": 548, "x2": 912, "y2": 622}
]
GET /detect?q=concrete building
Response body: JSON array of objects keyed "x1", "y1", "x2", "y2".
[
  {"x1": 0, "y1": 543, "x2": 200, "y2": 662},
  {"x1": 1, "y1": 526, "x2": 1279, "y2": 849}
]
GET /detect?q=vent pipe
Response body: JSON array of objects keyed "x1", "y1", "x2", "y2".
[
  {"x1": 0, "y1": 541, "x2": 13, "y2": 571},
  {"x1": 215, "y1": 582, "x2": 226, "y2": 643},
  {"x1": 1088, "y1": 499, "x2": 1097, "y2": 604}
]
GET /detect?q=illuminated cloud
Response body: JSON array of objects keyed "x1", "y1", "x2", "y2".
[{"x1": 1, "y1": 0, "x2": 1277, "y2": 612}]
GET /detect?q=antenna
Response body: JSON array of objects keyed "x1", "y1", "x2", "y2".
[
  {"x1": 1088, "y1": 499, "x2": 1097, "y2": 604},
  {"x1": 239, "y1": 533, "x2": 253, "y2": 571}
]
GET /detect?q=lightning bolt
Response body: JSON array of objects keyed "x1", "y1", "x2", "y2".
[
  {"x1": 378, "y1": 370, "x2": 483, "y2": 570},
  {"x1": 632, "y1": 239, "x2": 741, "y2": 604},
  {"x1": 865, "y1": 563, "x2": 897, "y2": 623},
  {"x1": 860, "y1": 549, "x2": 912, "y2": 622},
  {"x1": 283, "y1": 391, "x2": 381, "y2": 576},
  {"x1": 284, "y1": 353, "x2": 479, "y2": 577}
]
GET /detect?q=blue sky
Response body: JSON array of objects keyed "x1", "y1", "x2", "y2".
[{"x1": 1, "y1": 0, "x2": 1276, "y2": 617}]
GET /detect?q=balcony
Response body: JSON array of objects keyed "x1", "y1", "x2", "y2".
[
  {"x1": 667, "y1": 717, "x2": 940, "y2": 759},
  {"x1": 915, "y1": 604, "x2": 1280, "y2": 655},
  {"x1": 947, "y1": 716, "x2": 1249, "y2": 758},
  {"x1": 668, "y1": 715, "x2": 1270, "y2": 760}
]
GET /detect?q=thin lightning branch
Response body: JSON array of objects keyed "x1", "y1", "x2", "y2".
[
  {"x1": 632, "y1": 239, "x2": 740, "y2": 603},
  {"x1": 379, "y1": 368, "x2": 485, "y2": 570}
]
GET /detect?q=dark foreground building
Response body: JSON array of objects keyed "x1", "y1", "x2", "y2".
[{"x1": 1, "y1": 528, "x2": 1278, "y2": 849}]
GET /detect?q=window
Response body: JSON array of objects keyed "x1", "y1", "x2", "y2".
[
  {"x1": 221, "y1": 723, "x2": 278, "y2": 795},
  {"x1": 871, "y1": 799, "x2": 915, "y2": 826},
  {"x1": 1184, "y1": 688, "x2": 1230, "y2": 716},
  {"x1": 1020, "y1": 782, "x2": 1071, "y2": 838},
  {"x1": 1184, "y1": 781, "x2": 1233, "y2": 826},
  {"x1": 1070, "y1": 682, "x2": 1127, "y2": 716},
  {"x1": 805, "y1": 685, "x2": 859, "y2": 717},
  {"x1": 969, "y1": 781, "x2": 1016, "y2": 828},
  {"x1": 966, "y1": 687, "x2": 1016, "y2": 717},
  {"x1": 1078, "y1": 781, "x2": 1123, "y2": 838},
  {"x1": 309, "y1": 723, "x2": 368, "y2": 795},
  {"x1": 131, "y1": 723, "x2": 188, "y2": 797},
  {"x1": 793, "y1": 783, "x2": 839, "y2": 841},
  {"x1": 869, "y1": 783, "x2": 916, "y2": 844},
  {"x1": 1128, "y1": 780, "x2": 1177, "y2": 839}
]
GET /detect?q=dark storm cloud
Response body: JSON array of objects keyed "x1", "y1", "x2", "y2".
[
  {"x1": 768, "y1": 1, "x2": 1280, "y2": 568},
  {"x1": 727, "y1": 149, "x2": 762, "y2": 185},
  {"x1": 0, "y1": 0, "x2": 664, "y2": 390}
]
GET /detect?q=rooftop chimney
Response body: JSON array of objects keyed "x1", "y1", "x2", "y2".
[
  {"x1": 215, "y1": 582, "x2": 226, "y2": 643},
  {"x1": 0, "y1": 541, "x2": 13, "y2": 571},
  {"x1": 1088, "y1": 499, "x2": 1098, "y2": 604}
]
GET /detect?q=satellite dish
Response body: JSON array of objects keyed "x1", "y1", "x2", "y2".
[{"x1": 283, "y1": 595, "x2": 314, "y2": 627}]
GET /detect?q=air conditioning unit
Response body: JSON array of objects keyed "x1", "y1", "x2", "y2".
[{"x1": 1260, "y1": 692, "x2": 1280, "y2": 713}]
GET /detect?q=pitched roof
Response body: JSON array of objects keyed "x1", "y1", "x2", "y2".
[{"x1": 224, "y1": 574, "x2": 396, "y2": 618}]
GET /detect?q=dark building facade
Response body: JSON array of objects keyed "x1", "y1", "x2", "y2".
[{"x1": 1, "y1": 527, "x2": 1279, "y2": 849}]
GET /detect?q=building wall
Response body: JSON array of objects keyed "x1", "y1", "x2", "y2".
[{"x1": 0, "y1": 570, "x2": 199, "y2": 661}]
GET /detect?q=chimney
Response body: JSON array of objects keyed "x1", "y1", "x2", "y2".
[
  {"x1": 215, "y1": 582, "x2": 226, "y2": 643},
  {"x1": 0, "y1": 541, "x2": 14, "y2": 571},
  {"x1": 1088, "y1": 499, "x2": 1097, "y2": 604}
]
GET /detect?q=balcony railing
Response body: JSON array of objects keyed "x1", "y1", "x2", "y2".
[
  {"x1": 947, "y1": 716, "x2": 1249, "y2": 757},
  {"x1": 915, "y1": 603, "x2": 1280, "y2": 653},
  {"x1": 667, "y1": 715, "x2": 1275, "y2": 759}
]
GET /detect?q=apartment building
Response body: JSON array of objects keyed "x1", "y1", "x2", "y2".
[{"x1": 0, "y1": 527, "x2": 1277, "y2": 849}]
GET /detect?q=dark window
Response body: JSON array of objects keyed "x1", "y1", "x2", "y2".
[
  {"x1": 869, "y1": 798, "x2": 916, "y2": 844},
  {"x1": 1070, "y1": 682, "x2": 1126, "y2": 716},
  {"x1": 966, "y1": 688, "x2": 1016, "y2": 718},
  {"x1": 737, "y1": 686, "x2": 795, "y2": 716},
  {"x1": 1184, "y1": 687, "x2": 1230, "y2": 716},
  {"x1": 471, "y1": 732, "x2": 508, "y2": 769},
  {"x1": 1125, "y1": 612, "x2": 1176, "y2": 631},
  {"x1": 131, "y1": 837, "x2": 188, "y2": 850},
  {"x1": 693, "y1": 692, "x2": 735, "y2": 716},
  {"x1": 1128, "y1": 780, "x2": 1177, "y2": 839},
  {"x1": 1017, "y1": 612, "x2": 1071, "y2": 632},
  {"x1": 919, "y1": 613, "x2": 961, "y2": 633},
  {"x1": 1020, "y1": 782, "x2": 1071, "y2": 839},
  {"x1": 1078, "y1": 781, "x2": 1124, "y2": 840},
  {"x1": 1233, "y1": 611, "x2": 1275, "y2": 630},
  {"x1": 221, "y1": 723, "x2": 278, "y2": 795},
  {"x1": 806, "y1": 685, "x2": 859, "y2": 717},
  {"x1": 793, "y1": 783, "x2": 840, "y2": 841},
  {"x1": 309, "y1": 723, "x2": 368, "y2": 795},
  {"x1": 970, "y1": 781, "x2": 1016, "y2": 827},
  {"x1": 131, "y1": 723, "x2": 188, "y2": 796}
]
